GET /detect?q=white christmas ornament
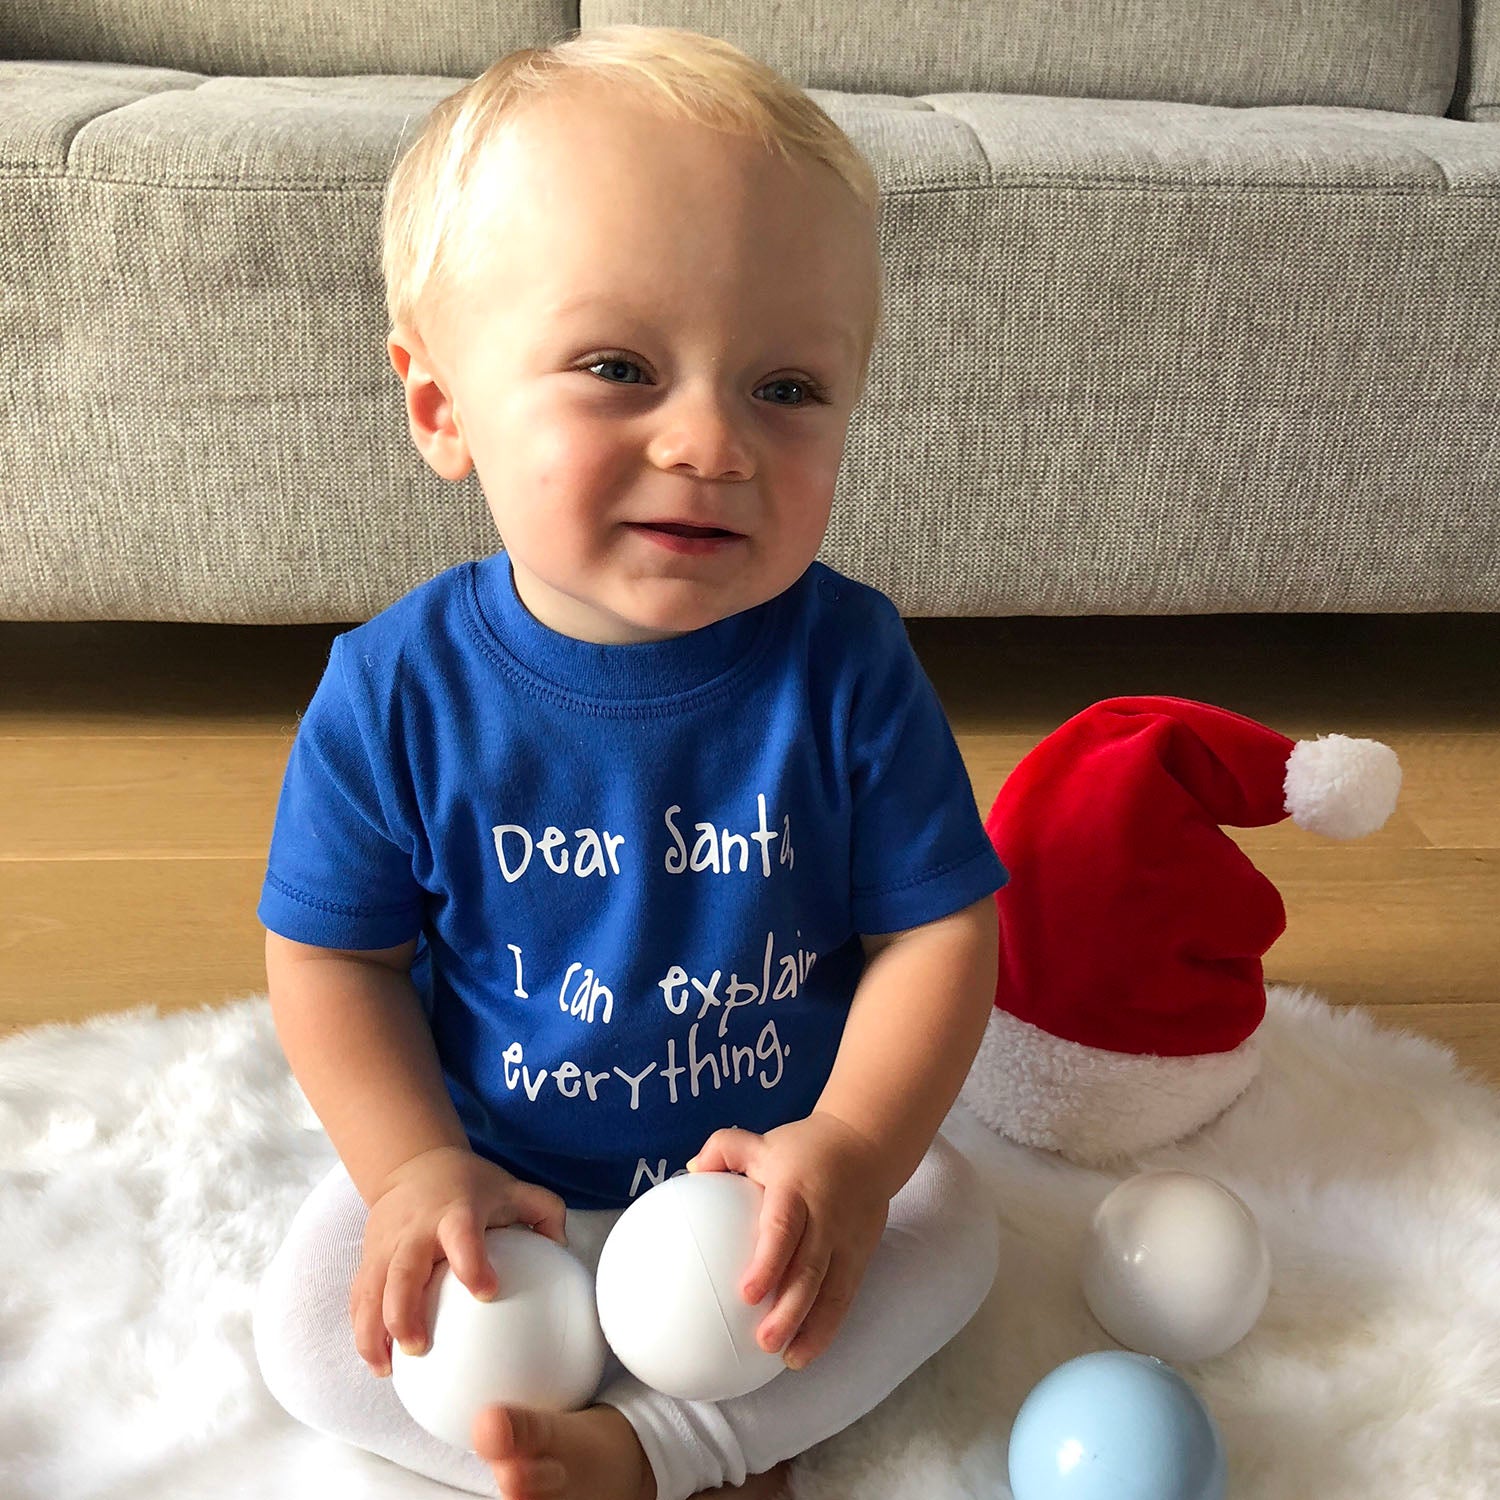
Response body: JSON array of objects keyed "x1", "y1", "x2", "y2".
[
  {"x1": 595, "y1": 1171, "x2": 788, "y2": 1401},
  {"x1": 1081, "y1": 1169, "x2": 1272, "y2": 1364},
  {"x1": 390, "y1": 1225, "x2": 606, "y2": 1451}
]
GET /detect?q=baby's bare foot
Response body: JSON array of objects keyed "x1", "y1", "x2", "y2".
[
  {"x1": 472, "y1": 1402, "x2": 793, "y2": 1500},
  {"x1": 473, "y1": 1402, "x2": 656, "y2": 1500}
]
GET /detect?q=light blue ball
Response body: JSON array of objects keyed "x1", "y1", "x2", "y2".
[{"x1": 1008, "y1": 1351, "x2": 1227, "y2": 1500}]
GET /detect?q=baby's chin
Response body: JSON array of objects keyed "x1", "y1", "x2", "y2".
[
  {"x1": 608, "y1": 596, "x2": 750, "y2": 641},
  {"x1": 607, "y1": 574, "x2": 784, "y2": 639}
]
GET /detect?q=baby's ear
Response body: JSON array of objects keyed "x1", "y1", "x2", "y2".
[
  {"x1": 387, "y1": 325, "x2": 473, "y2": 482},
  {"x1": 387, "y1": 321, "x2": 439, "y2": 385}
]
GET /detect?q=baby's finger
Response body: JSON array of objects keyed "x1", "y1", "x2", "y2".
[
  {"x1": 783, "y1": 1254, "x2": 857, "y2": 1368},
  {"x1": 350, "y1": 1258, "x2": 393, "y2": 1374},
  {"x1": 384, "y1": 1237, "x2": 438, "y2": 1356},
  {"x1": 741, "y1": 1182, "x2": 806, "y2": 1306},
  {"x1": 756, "y1": 1239, "x2": 830, "y2": 1359},
  {"x1": 437, "y1": 1203, "x2": 498, "y2": 1301}
]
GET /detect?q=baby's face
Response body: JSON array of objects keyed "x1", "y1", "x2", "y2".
[{"x1": 390, "y1": 89, "x2": 881, "y2": 643}]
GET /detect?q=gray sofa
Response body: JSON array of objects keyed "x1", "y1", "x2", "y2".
[{"x1": 3, "y1": 1, "x2": 1498, "y2": 622}]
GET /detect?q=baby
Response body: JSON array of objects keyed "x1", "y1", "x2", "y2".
[{"x1": 253, "y1": 24, "x2": 1007, "y2": 1500}]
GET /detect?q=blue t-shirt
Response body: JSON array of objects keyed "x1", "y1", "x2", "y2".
[{"x1": 259, "y1": 553, "x2": 1008, "y2": 1209}]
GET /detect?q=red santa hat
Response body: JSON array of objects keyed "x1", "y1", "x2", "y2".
[{"x1": 958, "y1": 695, "x2": 1402, "y2": 1164}]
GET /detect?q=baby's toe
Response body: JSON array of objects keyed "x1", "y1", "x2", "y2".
[
  {"x1": 472, "y1": 1402, "x2": 559, "y2": 1463},
  {"x1": 474, "y1": 1406, "x2": 568, "y2": 1496}
]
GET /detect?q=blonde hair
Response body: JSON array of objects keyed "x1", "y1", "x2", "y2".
[{"x1": 380, "y1": 24, "x2": 883, "y2": 350}]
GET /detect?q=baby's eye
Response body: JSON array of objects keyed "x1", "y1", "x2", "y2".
[
  {"x1": 586, "y1": 356, "x2": 645, "y2": 386},
  {"x1": 756, "y1": 376, "x2": 826, "y2": 407},
  {"x1": 582, "y1": 356, "x2": 826, "y2": 405}
]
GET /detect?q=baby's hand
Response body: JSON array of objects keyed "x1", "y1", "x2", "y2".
[
  {"x1": 687, "y1": 1112, "x2": 889, "y2": 1371},
  {"x1": 350, "y1": 1145, "x2": 568, "y2": 1378}
]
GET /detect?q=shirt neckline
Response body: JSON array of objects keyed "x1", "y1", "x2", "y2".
[{"x1": 468, "y1": 550, "x2": 780, "y2": 707}]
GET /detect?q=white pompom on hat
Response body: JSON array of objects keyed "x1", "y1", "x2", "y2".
[
  {"x1": 958, "y1": 696, "x2": 1401, "y2": 1164},
  {"x1": 1285, "y1": 733, "x2": 1404, "y2": 839}
]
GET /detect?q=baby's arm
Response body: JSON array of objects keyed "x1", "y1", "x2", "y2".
[
  {"x1": 817, "y1": 892, "x2": 1000, "y2": 1196},
  {"x1": 265, "y1": 932, "x2": 467, "y2": 1199},
  {"x1": 688, "y1": 893, "x2": 999, "y2": 1368},
  {"x1": 265, "y1": 932, "x2": 566, "y2": 1374}
]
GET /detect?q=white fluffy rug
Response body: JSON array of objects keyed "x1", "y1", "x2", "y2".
[{"x1": 2, "y1": 985, "x2": 1498, "y2": 1500}]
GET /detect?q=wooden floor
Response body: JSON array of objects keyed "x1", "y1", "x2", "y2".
[{"x1": 1, "y1": 610, "x2": 1497, "y2": 1086}]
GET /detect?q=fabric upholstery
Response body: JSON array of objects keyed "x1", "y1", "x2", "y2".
[
  {"x1": 584, "y1": 0, "x2": 1461, "y2": 116},
  {"x1": 1458, "y1": 0, "x2": 1500, "y2": 121},
  {"x1": 0, "y1": 1, "x2": 579, "y2": 78},
  {"x1": 2, "y1": 5, "x2": 1498, "y2": 620},
  {"x1": 2, "y1": 0, "x2": 1464, "y2": 118}
]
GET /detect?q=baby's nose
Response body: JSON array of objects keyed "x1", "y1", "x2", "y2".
[{"x1": 647, "y1": 392, "x2": 754, "y2": 481}]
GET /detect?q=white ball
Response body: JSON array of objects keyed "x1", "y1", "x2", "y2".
[
  {"x1": 1082, "y1": 1169, "x2": 1272, "y2": 1364},
  {"x1": 390, "y1": 1225, "x2": 606, "y2": 1451},
  {"x1": 595, "y1": 1171, "x2": 788, "y2": 1401}
]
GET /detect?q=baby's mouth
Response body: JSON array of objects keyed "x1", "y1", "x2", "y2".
[
  {"x1": 625, "y1": 519, "x2": 746, "y2": 554},
  {"x1": 630, "y1": 521, "x2": 742, "y2": 539}
]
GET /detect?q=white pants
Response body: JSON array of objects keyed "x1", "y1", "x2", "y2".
[{"x1": 253, "y1": 1132, "x2": 998, "y2": 1500}]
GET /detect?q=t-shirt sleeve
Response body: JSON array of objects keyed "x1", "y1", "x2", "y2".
[
  {"x1": 848, "y1": 604, "x2": 1009, "y2": 935},
  {"x1": 257, "y1": 634, "x2": 426, "y2": 950}
]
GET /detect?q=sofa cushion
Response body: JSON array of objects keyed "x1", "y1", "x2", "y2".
[
  {"x1": 0, "y1": 0, "x2": 578, "y2": 78},
  {"x1": 585, "y1": 0, "x2": 1461, "y2": 116},
  {"x1": 1, "y1": 1, "x2": 1464, "y2": 118},
  {"x1": 3, "y1": 63, "x2": 1499, "y2": 620},
  {"x1": 1456, "y1": 0, "x2": 1500, "y2": 121}
]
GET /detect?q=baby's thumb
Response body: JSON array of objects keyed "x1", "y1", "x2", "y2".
[
  {"x1": 512, "y1": 1183, "x2": 569, "y2": 1249},
  {"x1": 688, "y1": 1125, "x2": 756, "y2": 1176}
]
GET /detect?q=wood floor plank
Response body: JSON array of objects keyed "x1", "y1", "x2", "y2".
[
  {"x1": 0, "y1": 858, "x2": 270, "y2": 1029},
  {"x1": 0, "y1": 729, "x2": 1479, "y2": 862},
  {"x1": 4, "y1": 611, "x2": 1497, "y2": 736},
  {"x1": 1254, "y1": 847, "x2": 1499, "y2": 1007},
  {"x1": 0, "y1": 620, "x2": 340, "y2": 735},
  {"x1": 1360, "y1": 1002, "x2": 1500, "y2": 1086},
  {"x1": 0, "y1": 737, "x2": 291, "y2": 860},
  {"x1": 950, "y1": 732, "x2": 1461, "y2": 853},
  {"x1": 1, "y1": 611, "x2": 1495, "y2": 1091},
  {"x1": 907, "y1": 612, "x2": 1500, "y2": 736}
]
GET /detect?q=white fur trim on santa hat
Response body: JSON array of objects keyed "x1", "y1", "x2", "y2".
[
  {"x1": 958, "y1": 1005, "x2": 1262, "y2": 1165},
  {"x1": 1284, "y1": 734, "x2": 1402, "y2": 840}
]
